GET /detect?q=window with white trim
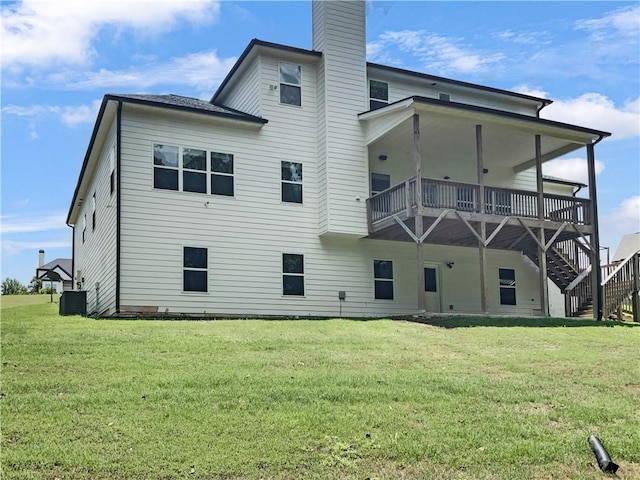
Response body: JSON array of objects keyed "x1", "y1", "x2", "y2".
[
  {"x1": 182, "y1": 148, "x2": 207, "y2": 193},
  {"x1": 183, "y1": 247, "x2": 208, "y2": 292},
  {"x1": 281, "y1": 161, "x2": 303, "y2": 203},
  {"x1": 374, "y1": 260, "x2": 394, "y2": 300},
  {"x1": 499, "y1": 268, "x2": 516, "y2": 305},
  {"x1": 211, "y1": 152, "x2": 234, "y2": 196},
  {"x1": 369, "y1": 80, "x2": 388, "y2": 110},
  {"x1": 82, "y1": 215, "x2": 87, "y2": 243},
  {"x1": 283, "y1": 253, "x2": 304, "y2": 296},
  {"x1": 153, "y1": 144, "x2": 234, "y2": 196},
  {"x1": 153, "y1": 144, "x2": 179, "y2": 190},
  {"x1": 279, "y1": 62, "x2": 301, "y2": 106}
]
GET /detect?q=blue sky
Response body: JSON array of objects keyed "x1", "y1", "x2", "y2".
[{"x1": 1, "y1": 0, "x2": 639, "y2": 285}]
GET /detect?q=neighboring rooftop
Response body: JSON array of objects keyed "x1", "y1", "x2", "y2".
[{"x1": 613, "y1": 233, "x2": 640, "y2": 262}]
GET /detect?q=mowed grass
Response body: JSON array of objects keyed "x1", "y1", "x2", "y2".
[{"x1": 1, "y1": 297, "x2": 639, "y2": 479}]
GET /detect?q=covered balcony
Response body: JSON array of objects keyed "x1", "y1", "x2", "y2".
[{"x1": 358, "y1": 95, "x2": 610, "y2": 317}]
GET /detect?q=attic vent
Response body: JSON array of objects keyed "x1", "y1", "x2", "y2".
[{"x1": 439, "y1": 93, "x2": 451, "y2": 102}]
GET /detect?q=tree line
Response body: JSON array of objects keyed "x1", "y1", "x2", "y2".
[{"x1": 1, "y1": 277, "x2": 55, "y2": 295}]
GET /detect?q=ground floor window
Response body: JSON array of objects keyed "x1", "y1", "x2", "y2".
[
  {"x1": 374, "y1": 260, "x2": 394, "y2": 300},
  {"x1": 499, "y1": 268, "x2": 516, "y2": 305},
  {"x1": 183, "y1": 247, "x2": 208, "y2": 292},
  {"x1": 283, "y1": 253, "x2": 304, "y2": 296}
]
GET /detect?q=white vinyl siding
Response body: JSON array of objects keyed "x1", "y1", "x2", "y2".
[
  {"x1": 72, "y1": 124, "x2": 118, "y2": 316},
  {"x1": 220, "y1": 57, "x2": 262, "y2": 117},
  {"x1": 369, "y1": 69, "x2": 541, "y2": 116},
  {"x1": 313, "y1": 0, "x2": 369, "y2": 236}
]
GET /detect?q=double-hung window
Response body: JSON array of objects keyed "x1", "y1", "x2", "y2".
[
  {"x1": 183, "y1": 247, "x2": 208, "y2": 292},
  {"x1": 283, "y1": 254, "x2": 304, "y2": 296},
  {"x1": 499, "y1": 268, "x2": 516, "y2": 305},
  {"x1": 182, "y1": 148, "x2": 207, "y2": 193},
  {"x1": 369, "y1": 80, "x2": 389, "y2": 110},
  {"x1": 153, "y1": 144, "x2": 179, "y2": 190},
  {"x1": 279, "y1": 63, "x2": 302, "y2": 106},
  {"x1": 82, "y1": 215, "x2": 87, "y2": 243},
  {"x1": 281, "y1": 161, "x2": 303, "y2": 203},
  {"x1": 374, "y1": 260, "x2": 394, "y2": 300},
  {"x1": 211, "y1": 153, "x2": 234, "y2": 196}
]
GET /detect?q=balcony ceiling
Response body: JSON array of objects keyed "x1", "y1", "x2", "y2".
[{"x1": 363, "y1": 100, "x2": 605, "y2": 172}]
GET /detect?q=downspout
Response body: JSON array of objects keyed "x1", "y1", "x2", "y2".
[{"x1": 116, "y1": 101, "x2": 123, "y2": 314}]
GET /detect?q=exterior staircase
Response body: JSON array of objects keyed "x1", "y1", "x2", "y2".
[{"x1": 523, "y1": 239, "x2": 639, "y2": 321}]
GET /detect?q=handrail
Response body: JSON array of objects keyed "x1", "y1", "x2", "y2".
[{"x1": 602, "y1": 250, "x2": 640, "y2": 285}]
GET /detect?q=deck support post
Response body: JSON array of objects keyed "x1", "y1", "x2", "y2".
[
  {"x1": 535, "y1": 135, "x2": 550, "y2": 316},
  {"x1": 476, "y1": 125, "x2": 488, "y2": 313},
  {"x1": 586, "y1": 142, "x2": 602, "y2": 320},
  {"x1": 414, "y1": 114, "x2": 426, "y2": 312}
]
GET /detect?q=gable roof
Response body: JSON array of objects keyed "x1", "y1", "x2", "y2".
[{"x1": 37, "y1": 258, "x2": 72, "y2": 280}]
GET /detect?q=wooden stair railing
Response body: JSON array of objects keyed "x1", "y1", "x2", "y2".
[{"x1": 601, "y1": 251, "x2": 639, "y2": 321}]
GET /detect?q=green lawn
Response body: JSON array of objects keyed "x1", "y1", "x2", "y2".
[{"x1": 1, "y1": 297, "x2": 639, "y2": 479}]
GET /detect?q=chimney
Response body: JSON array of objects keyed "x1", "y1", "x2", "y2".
[{"x1": 39, "y1": 250, "x2": 45, "y2": 268}]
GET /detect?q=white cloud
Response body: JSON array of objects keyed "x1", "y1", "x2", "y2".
[
  {"x1": 542, "y1": 157, "x2": 605, "y2": 185},
  {"x1": 602, "y1": 196, "x2": 640, "y2": 240},
  {"x1": 60, "y1": 100, "x2": 102, "y2": 126},
  {"x1": 514, "y1": 86, "x2": 640, "y2": 140},
  {"x1": 2, "y1": 99, "x2": 102, "y2": 126},
  {"x1": 494, "y1": 29, "x2": 551, "y2": 45},
  {"x1": 367, "y1": 29, "x2": 505, "y2": 74},
  {"x1": 0, "y1": 212, "x2": 68, "y2": 235},
  {"x1": 1, "y1": 0, "x2": 220, "y2": 69},
  {"x1": 63, "y1": 51, "x2": 237, "y2": 92},
  {"x1": 1, "y1": 240, "x2": 72, "y2": 256},
  {"x1": 575, "y1": 5, "x2": 640, "y2": 40}
]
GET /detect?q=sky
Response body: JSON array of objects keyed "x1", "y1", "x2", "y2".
[{"x1": 1, "y1": 0, "x2": 639, "y2": 285}]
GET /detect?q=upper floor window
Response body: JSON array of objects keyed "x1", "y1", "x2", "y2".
[
  {"x1": 281, "y1": 161, "x2": 303, "y2": 203},
  {"x1": 374, "y1": 260, "x2": 394, "y2": 300},
  {"x1": 183, "y1": 247, "x2": 208, "y2": 293},
  {"x1": 211, "y1": 153, "x2": 234, "y2": 196},
  {"x1": 109, "y1": 143, "x2": 116, "y2": 195},
  {"x1": 279, "y1": 63, "x2": 302, "y2": 106},
  {"x1": 371, "y1": 172, "x2": 390, "y2": 196},
  {"x1": 153, "y1": 144, "x2": 234, "y2": 197},
  {"x1": 82, "y1": 215, "x2": 87, "y2": 243},
  {"x1": 369, "y1": 80, "x2": 388, "y2": 110},
  {"x1": 91, "y1": 193, "x2": 96, "y2": 231},
  {"x1": 183, "y1": 148, "x2": 207, "y2": 194},
  {"x1": 153, "y1": 144, "x2": 179, "y2": 190},
  {"x1": 499, "y1": 268, "x2": 516, "y2": 305}
]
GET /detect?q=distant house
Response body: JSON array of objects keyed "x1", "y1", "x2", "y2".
[
  {"x1": 68, "y1": 1, "x2": 624, "y2": 319},
  {"x1": 612, "y1": 233, "x2": 640, "y2": 263},
  {"x1": 36, "y1": 250, "x2": 72, "y2": 292}
]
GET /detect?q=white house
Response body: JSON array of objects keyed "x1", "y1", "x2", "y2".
[{"x1": 67, "y1": 1, "x2": 615, "y2": 319}]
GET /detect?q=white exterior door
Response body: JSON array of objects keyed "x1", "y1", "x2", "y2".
[{"x1": 424, "y1": 264, "x2": 442, "y2": 313}]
